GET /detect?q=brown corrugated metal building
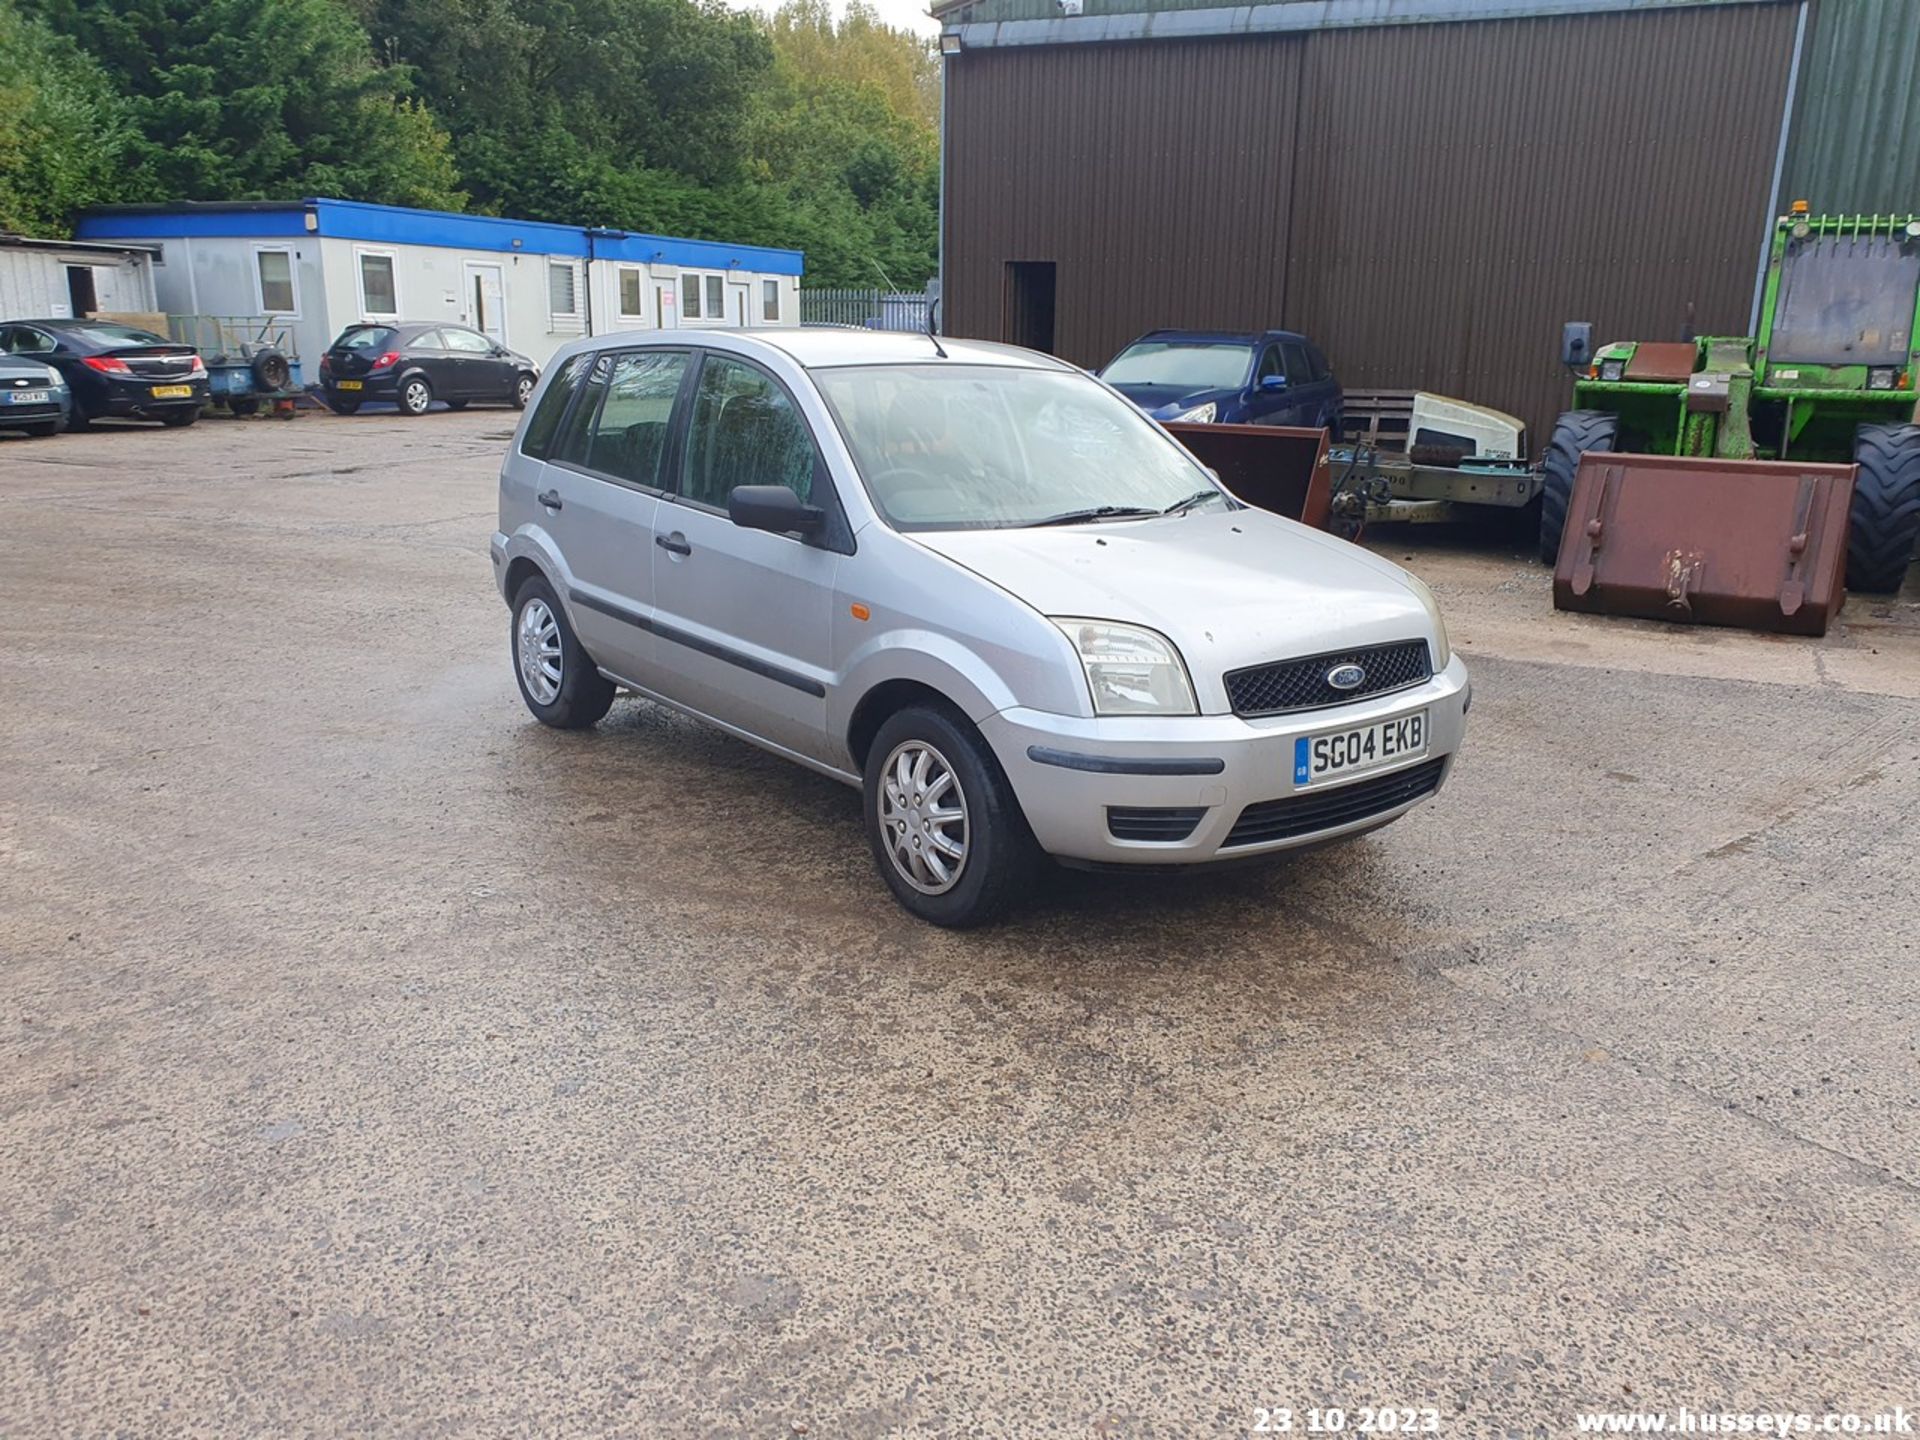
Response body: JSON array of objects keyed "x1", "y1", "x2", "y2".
[{"x1": 936, "y1": 0, "x2": 1885, "y2": 449}]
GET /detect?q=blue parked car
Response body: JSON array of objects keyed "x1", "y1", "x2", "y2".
[{"x1": 1097, "y1": 329, "x2": 1342, "y2": 430}]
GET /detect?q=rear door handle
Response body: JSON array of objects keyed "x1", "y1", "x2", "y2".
[
  {"x1": 655, "y1": 533, "x2": 692, "y2": 556},
  {"x1": 536, "y1": 488, "x2": 561, "y2": 510}
]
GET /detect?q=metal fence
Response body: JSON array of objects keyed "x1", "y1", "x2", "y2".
[{"x1": 801, "y1": 288, "x2": 931, "y2": 332}]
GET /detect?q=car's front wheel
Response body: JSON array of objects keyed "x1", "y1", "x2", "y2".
[
  {"x1": 863, "y1": 704, "x2": 1038, "y2": 927},
  {"x1": 513, "y1": 372, "x2": 536, "y2": 410},
  {"x1": 511, "y1": 575, "x2": 615, "y2": 729}
]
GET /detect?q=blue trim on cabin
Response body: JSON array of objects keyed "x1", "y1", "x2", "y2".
[{"x1": 76, "y1": 198, "x2": 805, "y2": 276}]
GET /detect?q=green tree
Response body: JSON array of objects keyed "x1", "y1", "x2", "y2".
[
  {"x1": 0, "y1": 0, "x2": 133, "y2": 235},
  {"x1": 29, "y1": 0, "x2": 463, "y2": 207}
]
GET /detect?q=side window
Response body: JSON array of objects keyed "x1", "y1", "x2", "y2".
[
  {"x1": 520, "y1": 352, "x2": 591, "y2": 460},
  {"x1": 7, "y1": 326, "x2": 56, "y2": 354},
  {"x1": 552, "y1": 354, "x2": 614, "y2": 465},
  {"x1": 443, "y1": 328, "x2": 492, "y2": 354},
  {"x1": 414, "y1": 330, "x2": 447, "y2": 352},
  {"x1": 1255, "y1": 345, "x2": 1283, "y2": 382},
  {"x1": 1308, "y1": 344, "x2": 1333, "y2": 382},
  {"x1": 679, "y1": 355, "x2": 817, "y2": 510},
  {"x1": 1281, "y1": 340, "x2": 1312, "y2": 382},
  {"x1": 579, "y1": 351, "x2": 687, "y2": 487}
]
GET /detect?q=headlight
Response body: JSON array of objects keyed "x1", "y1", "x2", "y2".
[
  {"x1": 1053, "y1": 618, "x2": 1197, "y2": 716},
  {"x1": 1170, "y1": 401, "x2": 1216, "y2": 424},
  {"x1": 1868, "y1": 366, "x2": 1897, "y2": 390},
  {"x1": 1404, "y1": 576, "x2": 1451, "y2": 670},
  {"x1": 1599, "y1": 358, "x2": 1626, "y2": 382}
]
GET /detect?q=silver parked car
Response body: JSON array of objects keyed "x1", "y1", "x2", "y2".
[{"x1": 492, "y1": 329, "x2": 1468, "y2": 926}]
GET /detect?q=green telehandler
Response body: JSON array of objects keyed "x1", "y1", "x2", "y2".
[{"x1": 1540, "y1": 209, "x2": 1920, "y2": 593}]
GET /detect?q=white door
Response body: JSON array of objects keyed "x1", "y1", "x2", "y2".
[
  {"x1": 656, "y1": 284, "x2": 677, "y2": 330},
  {"x1": 465, "y1": 262, "x2": 507, "y2": 344}
]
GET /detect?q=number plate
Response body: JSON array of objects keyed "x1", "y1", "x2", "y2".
[
  {"x1": 7, "y1": 390, "x2": 50, "y2": 405},
  {"x1": 335, "y1": 380, "x2": 363, "y2": 391},
  {"x1": 150, "y1": 384, "x2": 193, "y2": 399},
  {"x1": 1294, "y1": 710, "x2": 1428, "y2": 785}
]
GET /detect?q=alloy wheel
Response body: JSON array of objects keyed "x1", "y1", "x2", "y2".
[
  {"x1": 403, "y1": 380, "x2": 431, "y2": 414},
  {"x1": 515, "y1": 375, "x2": 535, "y2": 407},
  {"x1": 516, "y1": 598, "x2": 563, "y2": 705},
  {"x1": 878, "y1": 740, "x2": 970, "y2": 894}
]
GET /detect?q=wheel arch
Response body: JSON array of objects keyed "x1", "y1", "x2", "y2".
[{"x1": 846, "y1": 678, "x2": 968, "y2": 772}]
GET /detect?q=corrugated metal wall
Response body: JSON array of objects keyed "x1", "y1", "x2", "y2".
[
  {"x1": 944, "y1": 1, "x2": 1801, "y2": 447},
  {"x1": 1781, "y1": 0, "x2": 1920, "y2": 212}
]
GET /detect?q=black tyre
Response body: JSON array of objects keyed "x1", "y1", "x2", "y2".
[
  {"x1": 1538, "y1": 409, "x2": 1617, "y2": 565},
  {"x1": 325, "y1": 394, "x2": 362, "y2": 416},
  {"x1": 159, "y1": 407, "x2": 200, "y2": 428},
  {"x1": 64, "y1": 407, "x2": 91, "y2": 432},
  {"x1": 510, "y1": 575, "x2": 615, "y2": 730},
  {"x1": 228, "y1": 397, "x2": 261, "y2": 417},
  {"x1": 446, "y1": 398, "x2": 470, "y2": 411},
  {"x1": 22, "y1": 419, "x2": 62, "y2": 437},
  {"x1": 862, "y1": 704, "x2": 1039, "y2": 928},
  {"x1": 398, "y1": 375, "x2": 434, "y2": 417},
  {"x1": 249, "y1": 348, "x2": 292, "y2": 393},
  {"x1": 513, "y1": 372, "x2": 537, "y2": 410},
  {"x1": 1847, "y1": 422, "x2": 1920, "y2": 594}
]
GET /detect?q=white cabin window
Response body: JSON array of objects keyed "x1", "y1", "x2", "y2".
[
  {"x1": 356, "y1": 250, "x2": 398, "y2": 318},
  {"x1": 617, "y1": 266, "x2": 645, "y2": 319},
  {"x1": 254, "y1": 247, "x2": 297, "y2": 315},
  {"x1": 680, "y1": 272, "x2": 726, "y2": 324},
  {"x1": 706, "y1": 274, "x2": 724, "y2": 322},
  {"x1": 548, "y1": 261, "x2": 579, "y2": 317},
  {"x1": 761, "y1": 279, "x2": 780, "y2": 323}
]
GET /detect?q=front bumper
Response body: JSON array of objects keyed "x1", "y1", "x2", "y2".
[
  {"x1": 981, "y1": 655, "x2": 1470, "y2": 865},
  {"x1": 0, "y1": 391, "x2": 68, "y2": 427}
]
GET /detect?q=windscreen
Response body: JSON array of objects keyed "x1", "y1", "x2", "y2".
[
  {"x1": 1099, "y1": 341, "x2": 1253, "y2": 391},
  {"x1": 813, "y1": 364, "x2": 1222, "y2": 531},
  {"x1": 335, "y1": 326, "x2": 399, "y2": 352},
  {"x1": 68, "y1": 322, "x2": 169, "y2": 347},
  {"x1": 1770, "y1": 233, "x2": 1920, "y2": 366}
]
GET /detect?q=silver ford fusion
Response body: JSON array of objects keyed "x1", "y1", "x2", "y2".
[{"x1": 492, "y1": 328, "x2": 1468, "y2": 926}]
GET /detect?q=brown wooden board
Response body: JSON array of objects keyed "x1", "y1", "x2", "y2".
[{"x1": 1552, "y1": 453, "x2": 1856, "y2": 636}]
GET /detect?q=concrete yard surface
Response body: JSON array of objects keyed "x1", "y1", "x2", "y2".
[{"x1": 2, "y1": 411, "x2": 1918, "y2": 1437}]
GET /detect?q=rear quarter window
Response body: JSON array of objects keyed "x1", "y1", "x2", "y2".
[{"x1": 521, "y1": 352, "x2": 592, "y2": 460}]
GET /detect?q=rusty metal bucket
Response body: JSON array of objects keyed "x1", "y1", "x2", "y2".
[
  {"x1": 1552, "y1": 453, "x2": 1856, "y2": 636},
  {"x1": 1166, "y1": 422, "x2": 1333, "y2": 530}
]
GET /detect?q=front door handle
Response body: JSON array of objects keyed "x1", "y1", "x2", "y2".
[
  {"x1": 536, "y1": 488, "x2": 562, "y2": 510},
  {"x1": 655, "y1": 533, "x2": 692, "y2": 556}
]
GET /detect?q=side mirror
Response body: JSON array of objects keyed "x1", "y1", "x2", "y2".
[
  {"x1": 729, "y1": 484, "x2": 824, "y2": 537},
  {"x1": 1258, "y1": 374, "x2": 1288, "y2": 392},
  {"x1": 1561, "y1": 321, "x2": 1593, "y2": 368}
]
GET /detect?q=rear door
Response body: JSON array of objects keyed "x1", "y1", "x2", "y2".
[
  {"x1": 536, "y1": 348, "x2": 693, "y2": 680},
  {"x1": 647, "y1": 350, "x2": 846, "y2": 763}
]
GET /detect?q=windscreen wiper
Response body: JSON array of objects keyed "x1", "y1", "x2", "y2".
[
  {"x1": 1025, "y1": 505, "x2": 1159, "y2": 528},
  {"x1": 1159, "y1": 488, "x2": 1230, "y2": 516}
]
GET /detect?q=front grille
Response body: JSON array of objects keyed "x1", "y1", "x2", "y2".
[
  {"x1": 1222, "y1": 757, "x2": 1445, "y2": 849},
  {"x1": 1106, "y1": 806, "x2": 1207, "y2": 842},
  {"x1": 1225, "y1": 639, "x2": 1433, "y2": 717}
]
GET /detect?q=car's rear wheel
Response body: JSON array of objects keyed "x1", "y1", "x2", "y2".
[
  {"x1": 159, "y1": 408, "x2": 199, "y2": 428},
  {"x1": 511, "y1": 575, "x2": 615, "y2": 729},
  {"x1": 399, "y1": 376, "x2": 434, "y2": 417},
  {"x1": 513, "y1": 373, "x2": 536, "y2": 410},
  {"x1": 325, "y1": 394, "x2": 362, "y2": 416},
  {"x1": 863, "y1": 704, "x2": 1038, "y2": 928}
]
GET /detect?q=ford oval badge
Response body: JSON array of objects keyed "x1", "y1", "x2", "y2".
[{"x1": 1326, "y1": 663, "x2": 1366, "y2": 691}]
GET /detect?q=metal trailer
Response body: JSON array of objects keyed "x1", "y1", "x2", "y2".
[
  {"x1": 166, "y1": 316, "x2": 302, "y2": 417},
  {"x1": 1325, "y1": 390, "x2": 1538, "y2": 538}
]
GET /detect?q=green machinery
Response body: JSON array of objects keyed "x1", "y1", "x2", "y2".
[{"x1": 1540, "y1": 211, "x2": 1920, "y2": 593}]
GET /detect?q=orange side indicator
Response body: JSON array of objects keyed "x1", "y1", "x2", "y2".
[{"x1": 850, "y1": 603, "x2": 871, "y2": 621}]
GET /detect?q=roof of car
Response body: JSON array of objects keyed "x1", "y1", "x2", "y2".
[
  {"x1": 689, "y1": 327, "x2": 1079, "y2": 372},
  {"x1": 1128, "y1": 328, "x2": 1309, "y2": 346}
]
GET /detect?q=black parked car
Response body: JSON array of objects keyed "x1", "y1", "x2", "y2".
[
  {"x1": 0, "y1": 319, "x2": 208, "y2": 429},
  {"x1": 319, "y1": 322, "x2": 539, "y2": 417}
]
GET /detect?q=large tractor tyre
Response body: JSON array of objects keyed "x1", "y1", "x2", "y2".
[
  {"x1": 1847, "y1": 423, "x2": 1920, "y2": 594},
  {"x1": 1538, "y1": 410, "x2": 1618, "y2": 565}
]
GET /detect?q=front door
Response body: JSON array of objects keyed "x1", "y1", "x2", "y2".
[
  {"x1": 465, "y1": 262, "x2": 507, "y2": 345},
  {"x1": 442, "y1": 325, "x2": 508, "y2": 401},
  {"x1": 648, "y1": 351, "x2": 841, "y2": 762}
]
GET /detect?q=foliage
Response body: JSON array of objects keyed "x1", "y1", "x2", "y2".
[
  {"x1": 4, "y1": 0, "x2": 941, "y2": 287},
  {"x1": 0, "y1": 2, "x2": 133, "y2": 235}
]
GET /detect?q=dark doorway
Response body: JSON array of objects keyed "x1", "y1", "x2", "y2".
[
  {"x1": 1003, "y1": 261, "x2": 1056, "y2": 354},
  {"x1": 66, "y1": 266, "x2": 98, "y2": 318}
]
